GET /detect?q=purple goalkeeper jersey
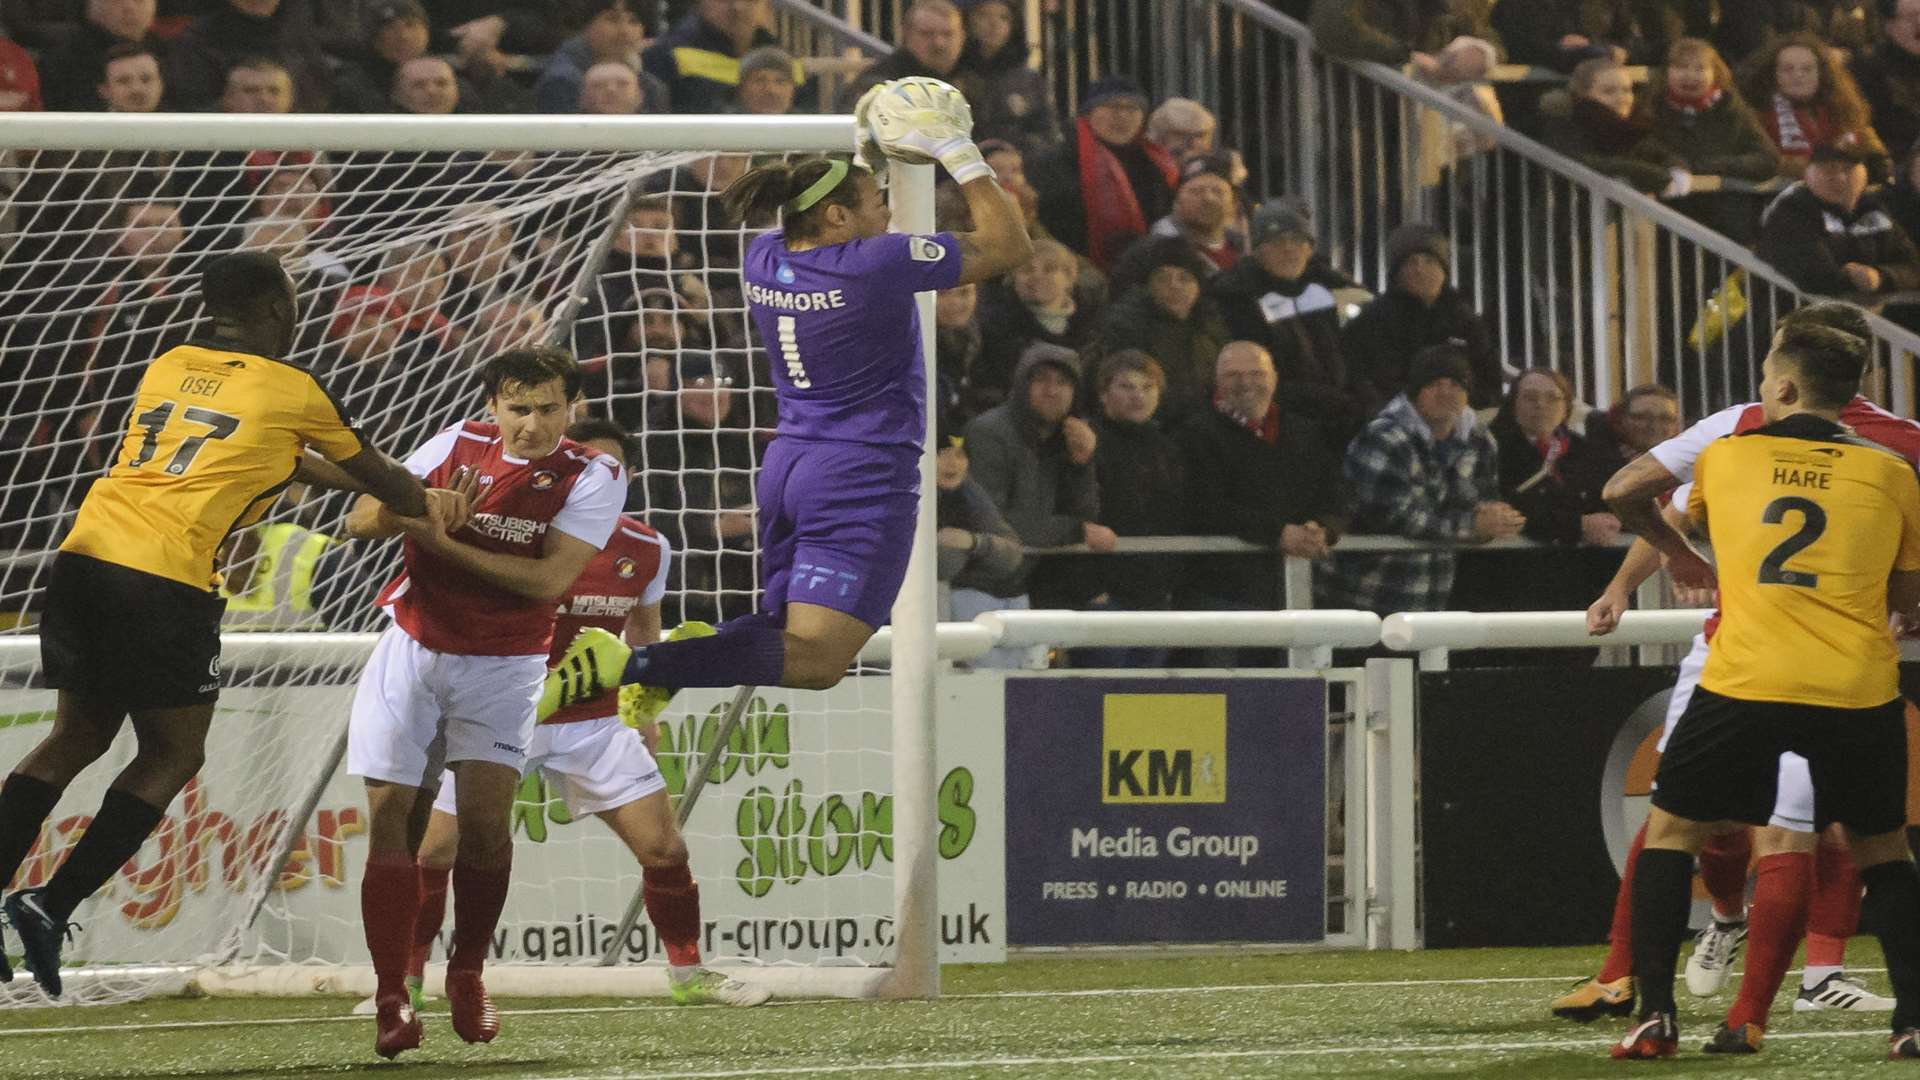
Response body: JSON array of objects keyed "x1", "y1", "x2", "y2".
[{"x1": 742, "y1": 229, "x2": 965, "y2": 448}]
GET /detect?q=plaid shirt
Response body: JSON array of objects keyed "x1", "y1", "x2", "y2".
[{"x1": 1319, "y1": 395, "x2": 1501, "y2": 614}]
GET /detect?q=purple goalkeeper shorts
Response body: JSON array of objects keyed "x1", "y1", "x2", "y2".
[{"x1": 757, "y1": 436, "x2": 919, "y2": 630}]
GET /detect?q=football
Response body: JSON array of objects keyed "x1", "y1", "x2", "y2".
[{"x1": 864, "y1": 76, "x2": 973, "y2": 164}]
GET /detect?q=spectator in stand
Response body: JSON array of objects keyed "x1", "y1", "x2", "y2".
[
  {"x1": 577, "y1": 60, "x2": 669, "y2": 114},
  {"x1": 1538, "y1": 57, "x2": 1686, "y2": 193},
  {"x1": 732, "y1": 46, "x2": 796, "y2": 115},
  {"x1": 320, "y1": 285, "x2": 436, "y2": 450},
  {"x1": 39, "y1": 0, "x2": 155, "y2": 112},
  {"x1": 962, "y1": 343, "x2": 1112, "y2": 612},
  {"x1": 843, "y1": 0, "x2": 969, "y2": 107},
  {"x1": 958, "y1": 0, "x2": 1060, "y2": 151},
  {"x1": 391, "y1": 55, "x2": 460, "y2": 114},
  {"x1": 168, "y1": 0, "x2": 332, "y2": 112},
  {"x1": 1757, "y1": 141, "x2": 1920, "y2": 299},
  {"x1": 0, "y1": 28, "x2": 38, "y2": 112},
  {"x1": 638, "y1": 353, "x2": 762, "y2": 625},
  {"x1": 428, "y1": 2, "x2": 578, "y2": 80},
  {"x1": 981, "y1": 136, "x2": 1107, "y2": 305},
  {"x1": 535, "y1": 0, "x2": 652, "y2": 114},
  {"x1": 331, "y1": 0, "x2": 430, "y2": 112},
  {"x1": 1068, "y1": 350, "x2": 1186, "y2": 666},
  {"x1": 1494, "y1": 0, "x2": 1681, "y2": 71},
  {"x1": 1343, "y1": 222, "x2": 1502, "y2": 414},
  {"x1": 1642, "y1": 37, "x2": 1781, "y2": 203},
  {"x1": 1089, "y1": 237, "x2": 1229, "y2": 426},
  {"x1": 935, "y1": 416, "x2": 1028, "y2": 650},
  {"x1": 1206, "y1": 197, "x2": 1366, "y2": 445},
  {"x1": 1032, "y1": 75, "x2": 1178, "y2": 271},
  {"x1": 1110, "y1": 152, "x2": 1245, "y2": 289},
  {"x1": 1583, "y1": 381, "x2": 1681, "y2": 468},
  {"x1": 643, "y1": 0, "x2": 782, "y2": 116},
  {"x1": 1173, "y1": 341, "x2": 1345, "y2": 626},
  {"x1": 1884, "y1": 135, "x2": 1920, "y2": 241},
  {"x1": 671, "y1": 152, "x2": 752, "y2": 273},
  {"x1": 440, "y1": 204, "x2": 517, "y2": 320},
  {"x1": 1320, "y1": 342, "x2": 1523, "y2": 615},
  {"x1": 935, "y1": 281, "x2": 993, "y2": 419},
  {"x1": 99, "y1": 42, "x2": 164, "y2": 112},
  {"x1": 1853, "y1": 0, "x2": 1920, "y2": 160},
  {"x1": 1310, "y1": 0, "x2": 1502, "y2": 84},
  {"x1": 1489, "y1": 368, "x2": 1621, "y2": 547},
  {"x1": 975, "y1": 238, "x2": 1101, "y2": 401},
  {"x1": 1146, "y1": 98, "x2": 1218, "y2": 163},
  {"x1": 221, "y1": 55, "x2": 294, "y2": 113},
  {"x1": 365, "y1": 240, "x2": 454, "y2": 350},
  {"x1": 1707, "y1": 1, "x2": 1880, "y2": 66},
  {"x1": 1743, "y1": 30, "x2": 1891, "y2": 180}
]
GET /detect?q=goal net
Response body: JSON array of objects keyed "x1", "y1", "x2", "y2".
[{"x1": 0, "y1": 115, "x2": 941, "y2": 1007}]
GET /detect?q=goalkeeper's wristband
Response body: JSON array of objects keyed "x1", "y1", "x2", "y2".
[{"x1": 937, "y1": 140, "x2": 993, "y2": 186}]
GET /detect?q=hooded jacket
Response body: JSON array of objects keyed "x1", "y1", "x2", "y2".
[
  {"x1": 961, "y1": 345, "x2": 1100, "y2": 592},
  {"x1": 1757, "y1": 180, "x2": 1920, "y2": 296},
  {"x1": 167, "y1": 0, "x2": 331, "y2": 111},
  {"x1": 956, "y1": 0, "x2": 1061, "y2": 150}
]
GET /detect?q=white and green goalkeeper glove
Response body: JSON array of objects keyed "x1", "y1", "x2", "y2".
[
  {"x1": 867, "y1": 77, "x2": 994, "y2": 185},
  {"x1": 851, "y1": 82, "x2": 890, "y2": 180}
]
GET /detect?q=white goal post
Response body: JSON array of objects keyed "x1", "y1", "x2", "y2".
[{"x1": 0, "y1": 112, "x2": 940, "y2": 1005}]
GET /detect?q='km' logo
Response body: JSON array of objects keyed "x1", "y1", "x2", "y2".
[{"x1": 1101, "y1": 694, "x2": 1227, "y2": 804}]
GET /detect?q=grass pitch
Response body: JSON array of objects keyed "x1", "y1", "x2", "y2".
[{"x1": 0, "y1": 945, "x2": 1901, "y2": 1079}]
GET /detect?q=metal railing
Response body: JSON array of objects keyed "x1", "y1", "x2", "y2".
[
  {"x1": 805, "y1": 0, "x2": 1920, "y2": 418},
  {"x1": 767, "y1": 0, "x2": 893, "y2": 111}
]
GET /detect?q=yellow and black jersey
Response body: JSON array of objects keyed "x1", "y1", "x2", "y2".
[
  {"x1": 1690, "y1": 412, "x2": 1920, "y2": 709},
  {"x1": 60, "y1": 341, "x2": 365, "y2": 590}
]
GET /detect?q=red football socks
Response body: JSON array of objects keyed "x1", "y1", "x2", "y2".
[
  {"x1": 409, "y1": 863, "x2": 452, "y2": 979},
  {"x1": 644, "y1": 863, "x2": 704, "y2": 968},
  {"x1": 1597, "y1": 822, "x2": 1647, "y2": 983},
  {"x1": 1699, "y1": 830, "x2": 1753, "y2": 917},
  {"x1": 1724, "y1": 852, "x2": 1812, "y2": 1031},
  {"x1": 362, "y1": 850, "x2": 422, "y2": 999},
  {"x1": 447, "y1": 854, "x2": 512, "y2": 975},
  {"x1": 1805, "y1": 840, "x2": 1861, "y2": 969}
]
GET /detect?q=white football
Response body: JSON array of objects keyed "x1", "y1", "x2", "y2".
[{"x1": 865, "y1": 77, "x2": 972, "y2": 164}]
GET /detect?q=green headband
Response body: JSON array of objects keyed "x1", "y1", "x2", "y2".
[{"x1": 786, "y1": 159, "x2": 849, "y2": 214}]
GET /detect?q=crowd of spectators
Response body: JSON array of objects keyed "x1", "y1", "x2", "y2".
[{"x1": 1, "y1": 0, "x2": 1878, "y2": 654}]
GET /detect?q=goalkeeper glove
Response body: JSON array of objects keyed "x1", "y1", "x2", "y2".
[
  {"x1": 851, "y1": 82, "x2": 890, "y2": 180},
  {"x1": 872, "y1": 78, "x2": 994, "y2": 185}
]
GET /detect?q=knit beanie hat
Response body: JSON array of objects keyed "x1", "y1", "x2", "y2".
[
  {"x1": 1386, "y1": 222, "x2": 1449, "y2": 275},
  {"x1": 1405, "y1": 341, "x2": 1473, "y2": 398}
]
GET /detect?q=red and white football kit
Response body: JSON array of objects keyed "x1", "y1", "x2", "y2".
[
  {"x1": 347, "y1": 421, "x2": 625, "y2": 786},
  {"x1": 434, "y1": 516, "x2": 672, "y2": 816}
]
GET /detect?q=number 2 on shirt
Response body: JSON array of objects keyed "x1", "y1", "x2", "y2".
[
  {"x1": 1757, "y1": 495, "x2": 1826, "y2": 588},
  {"x1": 777, "y1": 315, "x2": 811, "y2": 389},
  {"x1": 126, "y1": 400, "x2": 242, "y2": 475}
]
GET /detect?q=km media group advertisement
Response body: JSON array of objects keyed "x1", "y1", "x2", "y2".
[{"x1": 1002, "y1": 676, "x2": 1328, "y2": 946}]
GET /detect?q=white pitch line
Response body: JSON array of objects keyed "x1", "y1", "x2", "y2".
[
  {"x1": 0, "y1": 968, "x2": 1890, "y2": 1039},
  {"x1": 497, "y1": 1027, "x2": 1899, "y2": 1080}
]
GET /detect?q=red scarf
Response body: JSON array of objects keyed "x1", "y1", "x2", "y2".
[
  {"x1": 1075, "y1": 114, "x2": 1178, "y2": 271},
  {"x1": 1219, "y1": 394, "x2": 1280, "y2": 445},
  {"x1": 1663, "y1": 84, "x2": 1724, "y2": 116},
  {"x1": 1765, "y1": 94, "x2": 1836, "y2": 156},
  {"x1": 1534, "y1": 431, "x2": 1570, "y2": 477}
]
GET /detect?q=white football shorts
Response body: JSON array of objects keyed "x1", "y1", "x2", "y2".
[
  {"x1": 1659, "y1": 631, "x2": 1816, "y2": 832},
  {"x1": 347, "y1": 623, "x2": 544, "y2": 786},
  {"x1": 433, "y1": 713, "x2": 667, "y2": 818}
]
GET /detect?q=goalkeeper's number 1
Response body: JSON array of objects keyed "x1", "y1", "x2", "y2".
[{"x1": 776, "y1": 315, "x2": 812, "y2": 389}]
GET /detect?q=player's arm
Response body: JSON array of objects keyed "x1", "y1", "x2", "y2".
[
  {"x1": 952, "y1": 177, "x2": 1034, "y2": 285},
  {"x1": 1588, "y1": 500, "x2": 1696, "y2": 635},
  {"x1": 331, "y1": 447, "x2": 431, "y2": 521},
  {"x1": 1602, "y1": 453, "x2": 1714, "y2": 589},
  {"x1": 624, "y1": 601, "x2": 662, "y2": 647},
  {"x1": 417, "y1": 529, "x2": 602, "y2": 603},
  {"x1": 866, "y1": 78, "x2": 1033, "y2": 283}
]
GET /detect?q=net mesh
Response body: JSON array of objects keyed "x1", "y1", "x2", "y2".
[{"x1": 0, "y1": 141, "x2": 898, "y2": 1006}]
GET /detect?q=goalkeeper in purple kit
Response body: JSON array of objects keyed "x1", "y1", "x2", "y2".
[{"x1": 540, "y1": 77, "x2": 1032, "y2": 721}]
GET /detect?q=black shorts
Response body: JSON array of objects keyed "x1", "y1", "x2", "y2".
[
  {"x1": 1653, "y1": 685, "x2": 1909, "y2": 836},
  {"x1": 40, "y1": 552, "x2": 226, "y2": 710}
]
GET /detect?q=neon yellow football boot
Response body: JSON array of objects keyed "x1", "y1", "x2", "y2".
[{"x1": 618, "y1": 620, "x2": 716, "y2": 728}]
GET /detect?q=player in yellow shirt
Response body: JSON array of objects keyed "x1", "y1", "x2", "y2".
[
  {"x1": 0, "y1": 252, "x2": 442, "y2": 997},
  {"x1": 1606, "y1": 313, "x2": 1920, "y2": 1061}
]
